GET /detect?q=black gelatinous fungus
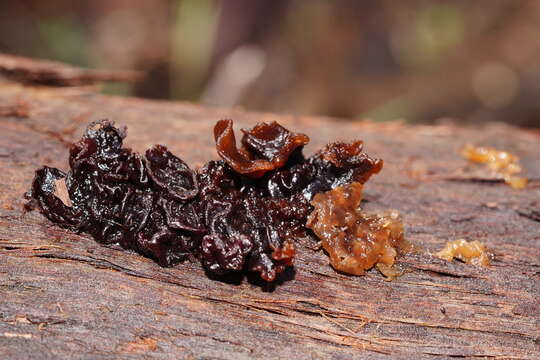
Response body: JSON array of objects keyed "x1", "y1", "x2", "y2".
[
  {"x1": 196, "y1": 160, "x2": 299, "y2": 281},
  {"x1": 266, "y1": 140, "x2": 383, "y2": 201},
  {"x1": 30, "y1": 166, "x2": 79, "y2": 228},
  {"x1": 28, "y1": 118, "x2": 383, "y2": 282},
  {"x1": 145, "y1": 145, "x2": 198, "y2": 201}
]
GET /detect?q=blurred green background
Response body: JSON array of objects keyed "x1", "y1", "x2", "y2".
[{"x1": 1, "y1": 0, "x2": 539, "y2": 126}]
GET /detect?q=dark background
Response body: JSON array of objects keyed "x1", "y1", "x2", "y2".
[{"x1": 1, "y1": 0, "x2": 539, "y2": 127}]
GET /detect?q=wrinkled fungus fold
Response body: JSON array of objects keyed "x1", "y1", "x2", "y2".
[{"x1": 214, "y1": 119, "x2": 274, "y2": 178}]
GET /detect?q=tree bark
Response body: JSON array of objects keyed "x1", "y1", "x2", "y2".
[{"x1": 0, "y1": 74, "x2": 539, "y2": 359}]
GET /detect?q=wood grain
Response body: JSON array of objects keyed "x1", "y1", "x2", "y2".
[{"x1": 0, "y1": 80, "x2": 539, "y2": 359}]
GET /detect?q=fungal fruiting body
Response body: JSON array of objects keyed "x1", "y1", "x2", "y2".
[
  {"x1": 462, "y1": 144, "x2": 527, "y2": 189},
  {"x1": 28, "y1": 119, "x2": 383, "y2": 281},
  {"x1": 307, "y1": 182, "x2": 411, "y2": 277},
  {"x1": 435, "y1": 239, "x2": 490, "y2": 266}
]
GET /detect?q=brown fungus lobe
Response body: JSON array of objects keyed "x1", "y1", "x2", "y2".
[
  {"x1": 241, "y1": 121, "x2": 309, "y2": 168},
  {"x1": 214, "y1": 119, "x2": 274, "y2": 178},
  {"x1": 307, "y1": 182, "x2": 411, "y2": 276}
]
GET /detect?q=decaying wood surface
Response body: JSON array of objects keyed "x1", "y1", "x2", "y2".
[{"x1": 0, "y1": 79, "x2": 539, "y2": 359}]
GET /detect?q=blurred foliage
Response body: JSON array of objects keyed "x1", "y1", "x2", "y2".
[
  {"x1": 171, "y1": 0, "x2": 217, "y2": 99},
  {"x1": 363, "y1": 96, "x2": 415, "y2": 123},
  {"x1": 37, "y1": 17, "x2": 92, "y2": 66},
  {"x1": 0, "y1": 0, "x2": 539, "y2": 127},
  {"x1": 394, "y1": 3, "x2": 465, "y2": 70}
]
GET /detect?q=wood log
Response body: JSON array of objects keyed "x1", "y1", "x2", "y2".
[
  {"x1": 0, "y1": 77, "x2": 539, "y2": 359},
  {"x1": 0, "y1": 53, "x2": 140, "y2": 86}
]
